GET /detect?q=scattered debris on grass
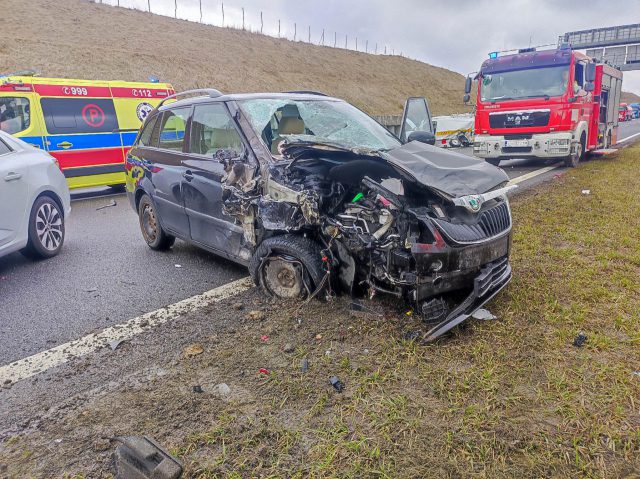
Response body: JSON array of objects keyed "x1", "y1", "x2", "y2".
[
  {"x1": 246, "y1": 310, "x2": 265, "y2": 321},
  {"x1": 471, "y1": 308, "x2": 497, "y2": 321},
  {"x1": 573, "y1": 331, "x2": 587, "y2": 347},
  {"x1": 329, "y1": 375, "x2": 345, "y2": 392},
  {"x1": 112, "y1": 436, "x2": 182, "y2": 479},
  {"x1": 182, "y1": 344, "x2": 203, "y2": 358},
  {"x1": 108, "y1": 339, "x2": 125, "y2": 351},
  {"x1": 300, "y1": 358, "x2": 310, "y2": 373}
]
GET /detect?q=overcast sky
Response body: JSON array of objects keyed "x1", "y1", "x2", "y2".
[{"x1": 109, "y1": 0, "x2": 640, "y2": 93}]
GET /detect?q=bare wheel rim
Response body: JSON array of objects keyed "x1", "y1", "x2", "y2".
[
  {"x1": 141, "y1": 203, "x2": 158, "y2": 243},
  {"x1": 262, "y1": 257, "x2": 304, "y2": 298},
  {"x1": 35, "y1": 201, "x2": 63, "y2": 251}
]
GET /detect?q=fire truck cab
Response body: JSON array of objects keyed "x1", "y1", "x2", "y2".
[{"x1": 467, "y1": 46, "x2": 623, "y2": 167}]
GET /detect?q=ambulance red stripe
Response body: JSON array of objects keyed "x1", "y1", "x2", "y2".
[
  {"x1": 31, "y1": 84, "x2": 174, "y2": 98},
  {"x1": 51, "y1": 147, "x2": 125, "y2": 169},
  {"x1": 110, "y1": 87, "x2": 174, "y2": 98},
  {"x1": 33, "y1": 84, "x2": 112, "y2": 97}
]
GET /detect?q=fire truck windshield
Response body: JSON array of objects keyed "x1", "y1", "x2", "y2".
[{"x1": 480, "y1": 65, "x2": 569, "y2": 102}]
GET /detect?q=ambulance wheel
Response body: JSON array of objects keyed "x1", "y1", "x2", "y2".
[
  {"x1": 486, "y1": 158, "x2": 501, "y2": 166},
  {"x1": 138, "y1": 194, "x2": 175, "y2": 250}
]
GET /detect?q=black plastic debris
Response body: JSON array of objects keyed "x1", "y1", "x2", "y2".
[
  {"x1": 573, "y1": 332, "x2": 587, "y2": 347},
  {"x1": 96, "y1": 199, "x2": 117, "y2": 211},
  {"x1": 112, "y1": 436, "x2": 182, "y2": 479},
  {"x1": 421, "y1": 297, "x2": 449, "y2": 325},
  {"x1": 403, "y1": 330, "x2": 423, "y2": 341},
  {"x1": 301, "y1": 358, "x2": 310, "y2": 373},
  {"x1": 192, "y1": 385, "x2": 204, "y2": 393},
  {"x1": 329, "y1": 376, "x2": 345, "y2": 393},
  {"x1": 349, "y1": 300, "x2": 383, "y2": 318}
]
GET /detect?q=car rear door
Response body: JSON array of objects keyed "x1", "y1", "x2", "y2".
[
  {"x1": 145, "y1": 107, "x2": 192, "y2": 236},
  {"x1": 182, "y1": 102, "x2": 245, "y2": 256},
  {"x1": 0, "y1": 137, "x2": 30, "y2": 249}
]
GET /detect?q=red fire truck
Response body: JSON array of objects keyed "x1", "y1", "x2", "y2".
[{"x1": 465, "y1": 45, "x2": 623, "y2": 167}]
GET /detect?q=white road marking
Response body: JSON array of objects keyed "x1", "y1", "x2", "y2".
[
  {"x1": 0, "y1": 277, "x2": 253, "y2": 385},
  {"x1": 507, "y1": 165, "x2": 560, "y2": 186},
  {"x1": 617, "y1": 131, "x2": 640, "y2": 144}
]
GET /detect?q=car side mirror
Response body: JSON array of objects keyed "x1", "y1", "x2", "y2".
[
  {"x1": 584, "y1": 82, "x2": 595, "y2": 92},
  {"x1": 463, "y1": 94, "x2": 471, "y2": 104},
  {"x1": 407, "y1": 130, "x2": 436, "y2": 145}
]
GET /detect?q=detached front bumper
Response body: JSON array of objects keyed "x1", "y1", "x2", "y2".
[
  {"x1": 423, "y1": 255, "x2": 512, "y2": 341},
  {"x1": 473, "y1": 132, "x2": 572, "y2": 159}
]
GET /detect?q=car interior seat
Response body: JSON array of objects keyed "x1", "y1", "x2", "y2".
[{"x1": 271, "y1": 104, "x2": 306, "y2": 155}]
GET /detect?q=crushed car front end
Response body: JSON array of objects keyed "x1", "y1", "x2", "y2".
[{"x1": 223, "y1": 95, "x2": 515, "y2": 341}]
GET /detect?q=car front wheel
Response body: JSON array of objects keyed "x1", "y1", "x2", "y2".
[
  {"x1": 138, "y1": 194, "x2": 175, "y2": 250},
  {"x1": 22, "y1": 195, "x2": 65, "y2": 259},
  {"x1": 249, "y1": 235, "x2": 328, "y2": 300}
]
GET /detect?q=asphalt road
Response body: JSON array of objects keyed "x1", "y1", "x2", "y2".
[
  {"x1": 2, "y1": 118, "x2": 640, "y2": 365},
  {"x1": 0, "y1": 195, "x2": 246, "y2": 364}
]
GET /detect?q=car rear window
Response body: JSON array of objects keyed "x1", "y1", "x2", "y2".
[
  {"x1": 137, "y1": 114, "x2": 159, "y2": 147},
  {"x1": 190, "y1": 103, "x2": 243, "y2": 156},
  {"x1": 158, "y1": 107, "x2": 190, "y2": 152}
]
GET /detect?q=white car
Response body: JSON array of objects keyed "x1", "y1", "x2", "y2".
[{"x1": 0, "y1": 131, "x2": 71, "y2": 260}]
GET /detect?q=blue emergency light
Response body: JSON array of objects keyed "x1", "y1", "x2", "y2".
[{"x1": 488, "y1": 52, "x2": 498, "y2": 59}]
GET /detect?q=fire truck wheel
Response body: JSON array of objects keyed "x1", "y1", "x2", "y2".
[{"x1": 564, "y1": 134, "x2": 586, "y2": 168}]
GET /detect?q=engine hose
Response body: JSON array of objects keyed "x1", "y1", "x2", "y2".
[{"x1": 373, "y1": 209, "x2": 393, "y2": 240}]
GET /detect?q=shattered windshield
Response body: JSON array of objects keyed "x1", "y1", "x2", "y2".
[
  {"x1": 480, "y1": 66, "x2": 569, "y2": 101},
  {"x1": 238, "y1": 98, "x2": 402, "y2": 154}
]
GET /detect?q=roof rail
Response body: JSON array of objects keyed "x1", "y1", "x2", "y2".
[
  {"x1": 0, "y1": 69, "x2": 39, "y2": 79},
  {"x1": 158, "y1": 88, "x2": 223, "y2": 108},
  {"x1": 283, "y1": 90, "x2": 328, "y2": 96}
]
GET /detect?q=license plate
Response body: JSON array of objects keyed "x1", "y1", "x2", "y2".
[
  {"x1": 458, "y1": 234, "x2": 510, "y2": 270},
  {"x1": 504, "y1": 139, "x2": 529, "y2": 147}
]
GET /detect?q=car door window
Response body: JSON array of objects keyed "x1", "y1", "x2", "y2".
[
  {"x1": 0, "y1": 97, "x2": 30, "y2": 135},
  {"x1": 189, "y1": 103, "x2": 243, "y2": 157},
  {"x1": 158, "y1": 107, "x2": 190, "y2": 152},
  {"x1": 401, "y1": 97, "x2": 432, "y2": 142}
]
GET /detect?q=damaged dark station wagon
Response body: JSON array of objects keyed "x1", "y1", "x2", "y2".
[{"x1": 125, "y1": 90, "x2": 515, "y2": 340}]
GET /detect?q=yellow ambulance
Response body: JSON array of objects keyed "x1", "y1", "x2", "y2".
[{"x1": 0, "y1": 72, "x2": 174, "y2": 189}]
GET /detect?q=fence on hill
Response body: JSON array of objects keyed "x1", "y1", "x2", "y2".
[{"x1": 91, "y1": 0, "x2": 405, "y2": 58}]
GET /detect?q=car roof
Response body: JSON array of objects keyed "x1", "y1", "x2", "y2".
[{"x1": 157, "y1": 92, "x2": 343, "y2": 111}]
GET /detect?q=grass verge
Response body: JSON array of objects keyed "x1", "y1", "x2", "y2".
[{"x1": 174, "y1": 147, "x2": 640, "y2": 478}]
